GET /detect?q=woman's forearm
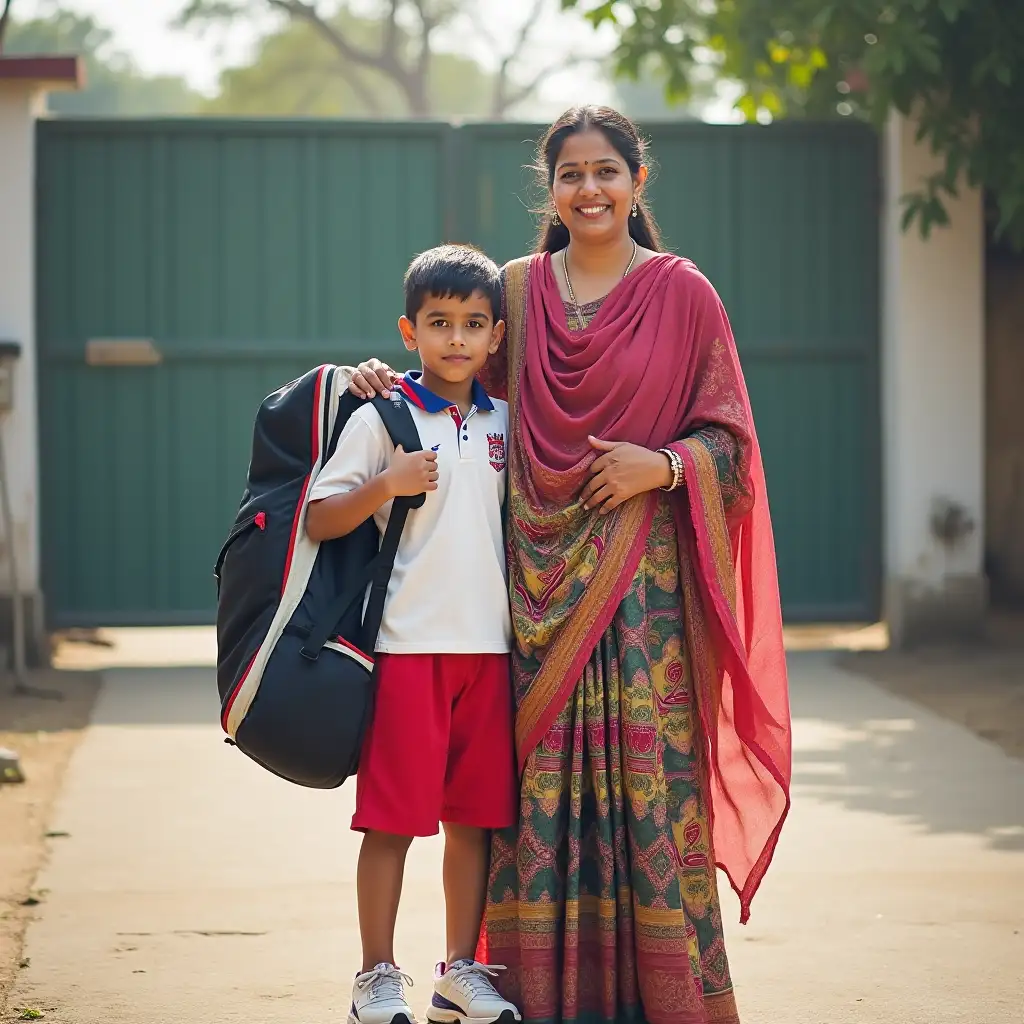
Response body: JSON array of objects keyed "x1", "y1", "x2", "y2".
[{"x1": 680, "y1": 427, "x2": 753, "y2": 516}]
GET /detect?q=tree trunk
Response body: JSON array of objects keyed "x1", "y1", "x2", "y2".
[
  {"x1": 0, "y1": 0, "x2": 14, "y2": 55},
  {"x1": 404, "y1": 71, "x2": 430, "y2": 117}
]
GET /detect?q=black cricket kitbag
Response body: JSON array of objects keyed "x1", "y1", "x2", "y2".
[{"x1": 214, "y1": 364, "x2": 424, "y2": 788}]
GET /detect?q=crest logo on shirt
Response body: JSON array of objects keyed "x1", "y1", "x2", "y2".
[{"x1": 487, "y1": 432, "x2": 506, "y2": 473}]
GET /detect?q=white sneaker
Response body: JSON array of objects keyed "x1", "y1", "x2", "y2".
[
  {"x1": 427, "y1": 960, "x2": 521, "y2": 1024},
  {"x1": 349, "y1": 963, "x2": 416, "y2": 1024}
]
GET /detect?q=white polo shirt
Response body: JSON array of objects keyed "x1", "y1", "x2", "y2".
[{"x1": 308, "y1": 372, "x2": 512, "y2": 655}]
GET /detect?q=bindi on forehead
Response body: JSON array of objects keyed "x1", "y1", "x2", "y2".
[{"x1": 557, "y1": 156, "x2": 621, "y2": 171}]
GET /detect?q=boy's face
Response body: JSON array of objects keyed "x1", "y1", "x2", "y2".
[{"x1": 399, "y1": 290, "x2": 504, "y2": 385}]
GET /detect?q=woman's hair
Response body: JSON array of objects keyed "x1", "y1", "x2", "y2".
[{"x1": 533, "y1": 105, "x2": 664, "y2": 254}]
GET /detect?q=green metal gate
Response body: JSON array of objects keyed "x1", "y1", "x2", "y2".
[{"x1": 36, "y1": 118, "x2": 879, "y2": 625}]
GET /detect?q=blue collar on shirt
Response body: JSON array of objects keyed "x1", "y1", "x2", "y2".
[{"x1": 399, "y1": 370, "x2": 494, "y2": 413}]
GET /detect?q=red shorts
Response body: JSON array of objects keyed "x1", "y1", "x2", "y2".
[{"x1": 352, "y1": 652, "x2": 518, "y2": 837}]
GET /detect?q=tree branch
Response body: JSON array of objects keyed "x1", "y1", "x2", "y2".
[
  {"x1": 490, "y1": 0, "x2": 598, "y2": 118},
  {"x1": 181, "y1": 0, "x2": 459, "y2": 119},
  {"x1": 315, "y1": 53, "x2": 383, "y2": 115},
  {"x1": 382, "y1": 0, "x2": 401, "y2": 70},
  {"x1": 495, "y1": 53, "x2": 600, "y2": 116},
  {"x1": 280, "y1": 55, "x2": 385, "y2": 114},
  {"x1": 217, "y1": 50, "x2": 358, "y2": 109},
  {"x1": 490, "y1": 0, "x2": 545, "y2": 117},
  {"x1": 408, "y1": 0, "x2": 436, "y2": 33},
  {"x1": 408, "y1": 0, "x2": 437, "y2": 98},
  {"x1": 284, "y1": 0, "x2": 424, "y2": 113},
  {"x1": 264, "y1": 0, "x2": 383, "y2": 73},
  {"x1": 464, "y1": 2, "x2": 500, "y2": 53},
  {"x1": 175, "y1": 1, "x2": 253, "y2": 28},
  {"x1": 505, "y1": 0, "x2": 547, "y2": 73},
  {"x1": 337, "y1": 61, "x2": 383, "y2": 116},
  {"x1": 0, "y1": 0, "x2": 14, "y2": 54}
]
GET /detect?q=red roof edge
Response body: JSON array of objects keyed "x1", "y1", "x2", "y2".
[{"x1": 0, "y1": 55, "x2": 85, "y2": 89}]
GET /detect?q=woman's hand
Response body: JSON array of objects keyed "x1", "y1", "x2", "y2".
[
  {"x1": 581, "y1": 436, "x2": 673, "y2": 514},
  {"x1": 349, "y1": 359, "x2": 400, "y2": 399}
]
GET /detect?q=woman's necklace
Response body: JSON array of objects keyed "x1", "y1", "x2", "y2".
[{"x1": 562, "y1": 240, "x2": 638, "y2": 329}]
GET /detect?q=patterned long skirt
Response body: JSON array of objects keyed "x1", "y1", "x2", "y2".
[{"x1": 483, "y1": 501, "x2": 740, "y2": 1024}]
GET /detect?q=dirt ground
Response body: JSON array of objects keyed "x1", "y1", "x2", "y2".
[
  {"x1": 838, "y1": 648, "x2": 1024, "y2": 760},
  {"x1": 0, "y1": 669, "x2": 100, "y2": 1013},
  {"x1": 0, "y1": 618, "x2": 1020, "y2": 1016},
  {"x1": 838, "y1": 613, "x2": 1024, "y2": 762}
]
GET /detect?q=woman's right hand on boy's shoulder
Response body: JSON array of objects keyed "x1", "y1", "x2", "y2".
[
  {"x1": 349, "y1": 359, "x2": 399, "y2": 399},
  {"x1": 386, "y1": 445, "x2": 438, "y2": 497}
]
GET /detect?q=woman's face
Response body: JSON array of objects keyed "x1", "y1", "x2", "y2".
[{"x1": 550, "y1": 128, "x2": 646, "y2": 247}]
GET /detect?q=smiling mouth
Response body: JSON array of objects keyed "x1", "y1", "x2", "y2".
[{"x1": 575, "y1": 204, "x2": 611, "y2": 218}]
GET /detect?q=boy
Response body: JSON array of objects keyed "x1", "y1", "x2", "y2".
[{"x1": 306, "y1": 245, "x2": 520, "y2": 1024}]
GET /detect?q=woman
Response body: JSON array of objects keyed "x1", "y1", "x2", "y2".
[{"x1": 348, "y1": 106, "x2": 791, "y2": 1024}]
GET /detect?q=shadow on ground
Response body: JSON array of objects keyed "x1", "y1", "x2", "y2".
[
  {"x1": 45, "y1": 625, "x2": 1024, "y2": 851},
  {"x1": 0, "y1": 669, "x2": 99, "y2": 737},
  {"x1": 789, "y1": 653, "x2": 1024, "y2": 852}
]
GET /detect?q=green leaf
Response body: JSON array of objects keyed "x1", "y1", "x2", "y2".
[
  {"x1": 761, "y1": 88, "x2": 783, "y2": 115},
  {"x1": 789, "y1": 63, "x2": 814, "y2": 88},
  {"x1": 565, "y1": 0, "x2": 616, "y2": 22},
  {"x1": 736, "y1": 93, "x2": 759, "y2": 121},
  {"x1": 911, "y1": 36, "x2": 942, "y2": 75},
  {"x1": 971, "y1": 52, "x2": 998, "y2": 87},
  {"x1": 938, "y1": 0, "x2": 964, "y2": 21},
  {"x1": 811, "y1": 5, "x2": 836, "y2": 32}
]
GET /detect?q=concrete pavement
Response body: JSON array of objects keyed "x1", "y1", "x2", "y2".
[{"x1": 7, "y1": 646, "x2": 1023, "y2": 1023}]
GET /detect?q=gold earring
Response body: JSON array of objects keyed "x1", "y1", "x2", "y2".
[{"x1": 552, "y1": 211, "x2": 561, "y2": 226}]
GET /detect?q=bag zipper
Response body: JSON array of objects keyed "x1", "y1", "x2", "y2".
[{"x1": 213, "y1": 511, "x2": 266, "y2": 582}]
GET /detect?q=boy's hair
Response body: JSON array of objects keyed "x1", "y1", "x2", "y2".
[{"x1": 404, "y1": 244, "x2": 502, "y2": 323}]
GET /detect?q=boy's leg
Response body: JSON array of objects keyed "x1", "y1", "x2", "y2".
[
  {"x1": 349, "y1": 653, "x2": 450, "y2": 1023},
  {"x1": 353, "y1": 653, "x2": 450, "y2": 838},
  {"x1": 428, "y1": 655, "x2": 521, "y2": 1024},
  {"x1": 440, "y1": 653, "x2": 518, "y2": 833},
  {"x1": 357, "y1": 829, "x2": 414, "y2": 972},
  {"x1": 441, "y1": 822, "x2": 488, "y2": 965},
  {"x1": 352, "y1": 650, "x2": 450, "y2": 966}
]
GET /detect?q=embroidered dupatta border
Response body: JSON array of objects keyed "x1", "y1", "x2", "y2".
[
  {"x1": 503, "y1": 256, "x2": 658, "y2": 768},
  {"x1": 676, "y1": 434, "x2": 791, "y2": 924}
]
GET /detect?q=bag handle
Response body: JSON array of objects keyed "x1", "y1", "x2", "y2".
[{"x1": 300, "y1": 392, "x2": 425, "y2": 660}]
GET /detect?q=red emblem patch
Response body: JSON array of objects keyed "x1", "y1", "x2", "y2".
[{"x1": 487, "y1": 432, "x2": 506, "y2": 472}]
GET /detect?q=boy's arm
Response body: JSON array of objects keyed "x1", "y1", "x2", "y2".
[
  {"x1": 305, "y1": 412, "x2": 438, "y2": 543},
  {"x1": 306, "y1": 473, "x2": 398, "y2": 542}
]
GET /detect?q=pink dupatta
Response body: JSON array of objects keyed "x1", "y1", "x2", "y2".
[{"x1": 506, "y1": 251, "x2": 791, "y2": 922}]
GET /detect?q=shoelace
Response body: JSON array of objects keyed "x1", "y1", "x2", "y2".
[
  {"x1": 449, "y1": 962, "x2": 507, "y2": 998},
  {"x1": 356, "y1": 964, "x2": 414, "y2": 1002}
]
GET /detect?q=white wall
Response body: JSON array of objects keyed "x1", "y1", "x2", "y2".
[
  {"x1": 0, "y1": 83, "x2": 44, "y2": 605},
  {"x1": 881, "y1": 112, "x2": 987, "y2": 644}
]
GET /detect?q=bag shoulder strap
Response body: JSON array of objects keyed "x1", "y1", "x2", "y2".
[
  {"x1": 371, "y1": 392, "x2": 424, "y2": 467},
  {"x1": 299, "y1": 392, "x2": 425, "y2": 661}
]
